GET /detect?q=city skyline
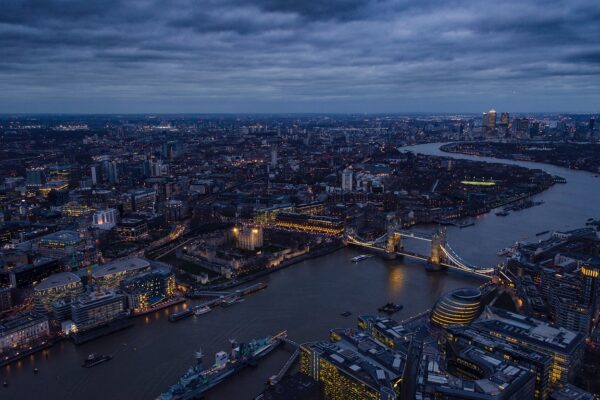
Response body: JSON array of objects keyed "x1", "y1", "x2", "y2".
[{"x1": 1, "y1": 0, "x2": 600, "y2": 114}]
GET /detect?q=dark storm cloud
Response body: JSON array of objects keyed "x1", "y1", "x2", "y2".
[{"x1": 0, "y1": 0, "x2": 599, "y2": 113}]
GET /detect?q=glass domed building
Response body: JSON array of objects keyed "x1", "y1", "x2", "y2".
[{"x1": 431, "y1": 288, "x2": 482, "y2": 328}]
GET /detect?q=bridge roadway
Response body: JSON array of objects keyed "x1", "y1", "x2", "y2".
[{"x1": 346, "y1": 234, "x2": 495, "y2": 278}]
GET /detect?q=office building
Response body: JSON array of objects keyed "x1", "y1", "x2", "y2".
[
  {"x1": 127, "y1": 188, "x2": 156, "y2": 212},
  {"x1": 26, "y1": 168, "x2": 46, "y2": 189},
  {"x1": 0, "y1": 312, "x2": 49, "y2": 353},
  {"x1": 482, "y1": 109, "x2": 497, "y2": 131},
  {"x1": 33, "y1": 272, "x2": 84, "y2": 313},
  {"x1": 116, "y1": 218, "x2": 149, "y2": 241},
  {"x1": 120, "y1": 268, "x2": 176, "y2": 313},
  {"x1": 164, "y1": 199, "x2": 185, "y2": 222},
  {"x1": 103, "y1": 160, "x2": 119, "y2": 184},
  {"x1": 431, "y1": 288, "x2": 482, "y2": 328},
  {"x1": 474, "y1": 307, "x2": 585, "y2": 388},
  {"x1": 416, "y1": 342, "x2": 535, "y2": 399},
  {"x1": 341, "y1": 168, "x2": 353, "y2": 191},
  {"x1": 446, "y1": 325, "x2": 552, "y2": 399},
  {"x1": 500, "y1": 112, "x2": 510, "y2": 126},
  {"x1": 300, "y1": 328, "x2": 406, "y2": 400},
  {"x1": 9, "y1": 258, "x2": 63, "y2": 288},
  {"x1": 36, "y1": 230, "x2": 85, "y2": 259},
  {"x1": 92, "y1": 257, "x2": 151, "y2": 290},
  {"x1": 357, "y1": 315, "x2": 411, "y2": 350},
  {"x1": 540, "y1": 265, "x2": 599, "y2": 336},
  {"x1": 549, "y1": 384, "x2": 595, "y2": 400},
  {"x1": 513, "y1": 117, "x2": 530, "y2": 139},
  {"x1": 271, "y1": 146, "x2": 278, "y2": 167},
  {"x1": 70, "y1": 290, "x2": 127, "y2": 332}
]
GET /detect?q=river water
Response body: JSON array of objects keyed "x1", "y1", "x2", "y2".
[{"x1": 2, "y1": 143, "x2": 598, "y2": 400}]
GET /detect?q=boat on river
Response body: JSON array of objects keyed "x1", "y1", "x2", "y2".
[
  {"x1": 158, "y1": 331, "x2": 287, "y2": 400},
  {"x1": 351, "y1": 254, "x2": 373, "y2": 263},
  {"x1": 82, "y1": 353, "x2": 112, "y2": 368}
]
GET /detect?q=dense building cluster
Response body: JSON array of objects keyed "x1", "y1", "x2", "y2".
[{"x1": 0, "y1": 114, "x2": 598, "y2": 398}]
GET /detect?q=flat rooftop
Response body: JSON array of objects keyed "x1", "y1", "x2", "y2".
[
  {"x1": 39, "y1": 230, "x2": 82, "y2": 244},
  {"x1": 475, "y1": 307, "x2": 584, "y2": 355}
]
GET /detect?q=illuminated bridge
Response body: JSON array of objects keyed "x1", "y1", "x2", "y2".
[{"x1": 346, "y1": 215, "x2": 495, "y2": 278}]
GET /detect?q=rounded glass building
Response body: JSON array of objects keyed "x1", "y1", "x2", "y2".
[{"x1": 431, "y1": 288, "x2": 482, "y2": 328}]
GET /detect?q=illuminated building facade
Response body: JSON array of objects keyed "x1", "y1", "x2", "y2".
[
  {"x1": 540, "y1": 265, "x2": 600, "y2": 335},
  {"x1": 474, "y1": 307, "x2": 585, "y2": 388},
  {"x1": 36, "y1": 230, "x2": 85, "y2": 259},
  {"x1": 120, "y1": 269, "x2": 175, "y2": 313},
  {"x1": 33, "y1": 272, "x2": 84, "y2": 313},
  {"x1": 300, "y1": 329, "x2": 405, "y2": 400},
  {"x1": 233, "y1": 225, "x2": 263, "y2": 251},
  {"x1": 165, "y1": 199, "x2": 186, "y2": 222},
  {"x1": 0, "y1": 312, "x2": 49, "y2": 354},
  {"x1": 357, "y1": 315, "x2": 411, "y2": 350},
  {"x1": 62, "y1": 202, "x2": 93, "y2": 217},
  {"x1": 92, "y1": 208, "x2": 119, "y2": 230},
  {"x1": 275, "y1": 213, "x2": 344, "y2": 235},
  {"x1": 116, "y1": 218, "x2": 148, "y2": 241},
  {"x1": 430, "y1": 288, "x2": 482, "y2": 328},
  {"x1": 70, "y1": 290, "x2": 127, "y2": 332}
]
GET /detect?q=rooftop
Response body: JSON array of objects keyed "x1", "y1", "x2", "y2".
[
  {"x1": 34, "y1": 272, "x2": 81, "y2": 291},
  {"x1": 0, "y1": 312, "x2": 48, "y2": 334},
  {"x1": 474, "y1": 307, "x2": 584, "y2": 355},
  {"x1": 39, "y1": 230, "x2": 82, "y2": 244},
  {"x1": 92, "y1": 258, "x2": 151, "y2": 279}
]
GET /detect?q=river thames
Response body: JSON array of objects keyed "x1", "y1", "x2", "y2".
[{"x1": 2, "y1": 143, "x2": 598, "y2": 400}]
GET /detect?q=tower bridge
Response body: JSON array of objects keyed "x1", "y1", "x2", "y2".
[{"x1": 346, "y1": 215, "x2": 495, "y2": 278}]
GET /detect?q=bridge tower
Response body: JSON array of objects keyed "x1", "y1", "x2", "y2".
[
  {"x1": 430, "y1": 228, "x2": 446, "y2": 264},
  {"x1": 385, "y1": 214, "x2": 402, "y2": 259}
]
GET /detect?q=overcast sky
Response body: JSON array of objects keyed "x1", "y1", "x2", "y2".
[{"x1": 1, "y1": 0, "x2": 599, "y2": 114}]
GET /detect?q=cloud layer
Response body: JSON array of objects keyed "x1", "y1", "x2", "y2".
[{"x1": 1, "y1": 0, "x2": 599, "y2": 113}]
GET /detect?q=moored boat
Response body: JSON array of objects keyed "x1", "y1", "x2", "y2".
[
  {"x1": 194, "y1": 306, "x2": 211, "y2": 316},
  {"x1": 157, "y1": 331, "x2": 287, "y2": 400}
]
